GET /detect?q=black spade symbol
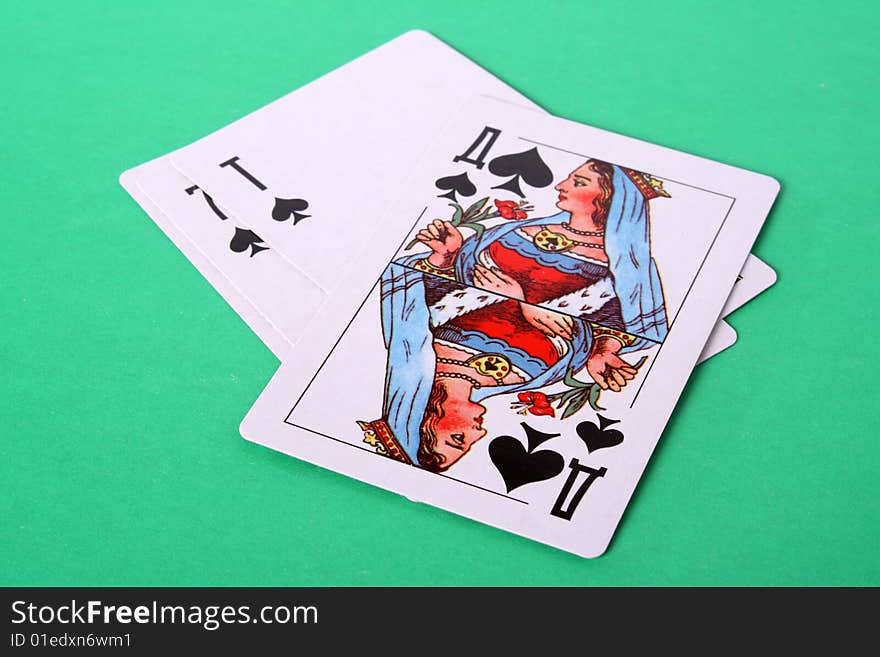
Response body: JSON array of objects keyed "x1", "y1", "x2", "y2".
[
  {"x1": 520, "y1": 421, "x2": 559, "y2": 452},
  {"x1": 481, "y1": 357, "x2": 502, "y2": 373},
  {"x1": 434, "y1": 172, "x2": 476, "y2": 202},
  {"x1": 229, "y1": 228, "x2": 269, "y2": 257},
  {"x1": 576, "y1": 414, "x2": 624, "y2": 453},
  {"x1": 271, "y1": 197, "x2": 310, "y2": 224},
  {"x1": 489, "y1": 436, "x2": 565, "y2": 493},
  {"x1": 488, "y1": 147, "x2": 553, "y2": 198}
]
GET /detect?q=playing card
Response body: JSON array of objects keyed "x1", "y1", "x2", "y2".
[
  {"x1": 119, "y1": 165, "x2": 291, "y2": 359},
  {"x1": 699, "y1": 320, "x2": 736, "y2": 363},
  {"x1": 238, "y1": 95, "x2": 779, "y2": 557},
  {"x1": 168, "y1": 30, "x2": 538, "y2": 292},
  {"x1": 721, "y1": 253, "x2": 777, "y2": 317},
  {"x1": 132, "y1": 156, "x2": 326, "y2": 348}
]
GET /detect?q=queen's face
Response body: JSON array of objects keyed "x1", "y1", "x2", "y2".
[
  {"x1": 555, "y1": 161, "x2": 604, "y2": 215},
  {"x1": 431, "y1": 395, "x2": 487, "y2": 469}
]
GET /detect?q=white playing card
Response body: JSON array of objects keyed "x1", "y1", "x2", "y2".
[
  {"x1": 119, "y1": 165, "x2": 291, "y2": 359},
  {"x1": 699, "y1": 320, "x2": 736, "y2": 363},
  {"x1": 169, "y1": 30, "x2": 538, "y2": 293},
  {"x1": 133, "y1": 156, "x2": 325, "y2": 348},
  {"x1": 239, "y1": 95, "x2": 779, "y2": 557},
  {"x1": 721, "y1": 253, "x2": 777, "y2": 317}
]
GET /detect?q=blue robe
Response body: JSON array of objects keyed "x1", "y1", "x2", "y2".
[{"x1": 379, "y1": 164, "x2": 668, "y2": 464}]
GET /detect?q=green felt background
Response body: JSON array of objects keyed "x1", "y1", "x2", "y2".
[{"x1": 2, "y1": 0, "x2": 877, "y2": 586}]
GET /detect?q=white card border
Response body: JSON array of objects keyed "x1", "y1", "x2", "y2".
[{"x1": 240, "y1": 95, "x2": 779, "y2": 557}]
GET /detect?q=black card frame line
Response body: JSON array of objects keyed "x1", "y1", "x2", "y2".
[
  {"x1": 279, "y1": 207, "x2": 527, "y2": 503},
  {"x1": 278, "y1": 136, "x2": 740, "y2": 502}
]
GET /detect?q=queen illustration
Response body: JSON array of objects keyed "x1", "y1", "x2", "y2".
[{"x1": 359, "y1": 159, "x2": 670, "y2": 472}]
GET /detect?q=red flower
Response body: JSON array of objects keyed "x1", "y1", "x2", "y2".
[
  {"x1": 494, "y1": 199, "x2": 526, "y2": 220},
  {"x1": 516, "y1": 391, "x2": 555, "y2": 417}
]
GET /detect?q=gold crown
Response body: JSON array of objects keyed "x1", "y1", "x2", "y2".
[
  {"x1": 357, "y1": 420, "x2": 413, "y2": 465},
  {"x1": 621, "y1": 167, "x2": 670, "y2": 200}
]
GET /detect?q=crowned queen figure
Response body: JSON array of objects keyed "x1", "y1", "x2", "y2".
[{"x1": 359, "y1": 159, "x2": 670, "y2": 472}]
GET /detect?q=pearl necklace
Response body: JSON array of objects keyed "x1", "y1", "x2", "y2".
[
  {"x1": 561, "y1": 222, "x2": 604, "y2": 237},
  {"x1": 435, "y1": 371, "x2": 482, "y2": 388}
]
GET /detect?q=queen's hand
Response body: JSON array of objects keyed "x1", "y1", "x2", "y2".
[
  {"x1": 587, "y1": 337, "x2": 638, "y2": 392},
  {"x1": 415, "y1": 219, "x2": 463, "y2": 269},
  {"x1": 520, "y1": 305, "x2": 575, "y2": 341},
  {"x1": 473, "y1": 264, "x2": 525, "y2": 299},
  {"x1": 479, "y1": 266, "x2": 577, "y2": 341}
]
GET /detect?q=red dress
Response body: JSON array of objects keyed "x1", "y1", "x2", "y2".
[
  {"x1": 488, "y1": 240, "x2": 599, "y2": 305},
  {"x1": 421, "y1": 230, "x2": 631, "y2": 372},
  {"x1": 450, "y1": 299, "x2": 560, "y2": 367}
]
